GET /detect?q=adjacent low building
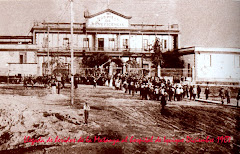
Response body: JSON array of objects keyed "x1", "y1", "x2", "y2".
[
  {"x1": 179, "y1": 47, "x2": 240, "y2": 84},
  {"x1": 0, "y1": 36, "x2": 38, "y2": 76}
]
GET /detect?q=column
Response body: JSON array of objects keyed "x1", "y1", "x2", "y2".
[
  {"x1": 123, "y1": 63, "x2": 126, "y2": 74},
  {"x1": 109, "y1": 62, "x2": 114, "y2": 87},
  {"x1": 148, "y1": 63, "x2": 151, "y2": 77},
  {"x1": 157, "y1": 65, "x2": 161, "y2": 77},
  {"x1": 192, "y1": 66, "x2": 195, "y2": 83},
  {"x1": 116, "y1": 33, "x2": 119, "y2": 50}
]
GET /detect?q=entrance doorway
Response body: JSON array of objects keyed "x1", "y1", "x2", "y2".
[{"x1": 98, "y1": 38, "x2": 104, "y2": 51}]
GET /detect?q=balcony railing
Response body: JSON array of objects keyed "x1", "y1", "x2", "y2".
[{"x1": 41, "y1": 47, "x2": 154, "y2": 53}]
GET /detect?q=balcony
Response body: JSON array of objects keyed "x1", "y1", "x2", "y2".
[
  {"x1": 38, "y1": 47, "x2": 154, "y2": 53},
  {"x1": 37, "y1": 47, "x2": 154, "y2": 57}
]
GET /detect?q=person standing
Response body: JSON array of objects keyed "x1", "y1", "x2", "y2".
[
  {"x1": 168, "y1": 86, "x2": 174, "y2": 102},
  {"x1": 182, "y1": 85, "x2": 187, "y2": 98},
  {"x1": 57, "y1": 81, "x2": 61, "y2": 94},
  {"x1": 123, "y1": 80, "x2": 128, "y2": 93},
  {"x1": 225, "y1": 88, "x2": 231, "y2": 104},
  {"x1": 197, "y1": 85, "x2": 201, "y2": 99},
  {"x1": 174, "y1": 86, "x2": 177, "y2": 101},
  {"x1": 51, "y1": 80, "x2": 57, "y2": 94},
  {"x1": 180, "y1": 87, "x2": 184, "y2": 101},
  {"x1": 61, "y1": 76, "x2": 65, "y2": 88},
  {"x1": 83, "y1": 102, "x2": 90, "y2": 124},
  {"x1": 131, "y1": 81, "x2": 135, "y2": 96},
  {"x1": 74, "y1": 77, "x2": 78, "y2": 89},
  {"x1": 161, "y1": 92, "x2": 168, "y2": 111},
  {"x1": 219, "y1": 88, "x2": 225, "y2": 104},
  {"x1": 93, "y1": 78, "x2": 97, "y2": 88},
  {"x1": 155, "y1": 86, "x2": 160, "y2": 101},
  {"x1": 189, "y1": 85, "x2": 193, "y2": 100},
  {"x1": 176, "y1": 86, "x2": 181, "y2": 101},
  {"x1": 192, "y1": 85, "x2": 197, "y2": 100},
  {"x1": 23, "y1": 77, "x2": 27, "y2": 89},
  {"x1": 204, "y1": 87, "x2": 210, "y2": 100},
  {"x1": 237, "y1": 89, "x2": 240, "y2": 107},
  {"x1": 140, "y1": 83, "x2": 145, "y2": 100}
]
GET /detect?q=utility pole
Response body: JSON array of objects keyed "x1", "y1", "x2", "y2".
[
  {"x1": 70, "y1": 0, "x2": 74, "y2": 105},
  {"x1": 47, "y1": 26, "x2": 50, "y2": 74}
]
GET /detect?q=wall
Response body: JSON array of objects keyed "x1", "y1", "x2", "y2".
[
  {"x1": 196, "y1": 52, "x2": 240, "y2": 82},
  {"x1": 0, "y1": 48, "x2": 37, "y2": 76},
  {"x1": 9, "y1": 63, "x2": 38, "y2": 76},
  {"x1": 181, "y1": 54, "x2": 194, "y2": 68},
  {"x1": 0, "y1": 51, "x2": 21, "y2": 76}
]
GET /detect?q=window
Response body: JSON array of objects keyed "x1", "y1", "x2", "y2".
[
  {"x1": 63, "y1": 38, "x2": 69, "y2": 48},
  {"x1": 210, "y1": 55, "x2": 212, "y2": 67},
  {"x1": 20, "y1": 55, "x2": 23, "y2": 64},
  {"x1": 98, "y1": 38, "x2": 104, "y2": 51},
  {"x1": 123, "y1": 39, "x2": 128, "y2": 49},
  {"x1": 109, "y1": 38, "x2": 115, "y2": 41},
  {"x1": 235, "y1": 55, "x2": 240, "y2": 68},
  {"x1": 163, "y1": 40, "x2": 167, "y2": 49},
  {"x1": 42, "y1": 37, "x2": 49, "y2": 48},
  {"x1": 143, "y1": 39, "x2": 148, "y2": 51},
  {"x1": 19, "y1": 53, "x2": 27, "y2": 64},
  {"x1": 83, "y1": 38, "x2": 89, "y2": 48},
  {"x1": 204, "y1": 54, "x2": 211, "y2": 67},
  {"x1": 188, "y1": 63, "x2": 191, "y2": 77},
  {"x1": 239, "y1": 56, "x2": 240, "y2": 67},
  {"x1": 109, "y1": 38, "x2": 115, "y2": 50}
]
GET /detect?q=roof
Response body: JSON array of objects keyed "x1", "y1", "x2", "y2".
[
  {"x1": 0, "y1": 44, "x2": 38, "y2": 51},
  {"x1": 178, "y1": 46, "x2": 240, "y2": 55},
  {"x1": 0, "y1": 36, "x2": 32, "y2": 39},
  {"x1": 84, "y1": 9, "x2": 132, "y2": 19}
]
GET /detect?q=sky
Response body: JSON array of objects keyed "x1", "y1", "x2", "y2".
[{"x1": 0, "y1": 0, "x2": 239, "y2": 48}]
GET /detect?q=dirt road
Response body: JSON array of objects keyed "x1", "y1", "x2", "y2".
[{"x1": 0, "y1": 85, "x2": 239, "y2": 153}]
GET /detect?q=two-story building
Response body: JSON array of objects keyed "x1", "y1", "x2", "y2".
[{"x1": 31, "y1": 9, "x2": 180, "y2": 75}]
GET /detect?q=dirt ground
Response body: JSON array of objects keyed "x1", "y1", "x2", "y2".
[{"x1": 0, "y1": 84, "x2": 239, "y2": 154}]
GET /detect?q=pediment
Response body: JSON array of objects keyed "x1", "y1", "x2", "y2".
[
  {"x1": 85, "y1": 9, "x2": 131, "y2": 28},
  {"x1": 85, "y1": 9, "x2": 132, "y2": 19}
]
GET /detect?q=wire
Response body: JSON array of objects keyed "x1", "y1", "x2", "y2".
[
  {"x1": 55, "y1": 1, "x2": 71, "y2": 23},
  {"x1": 40, "y1": 1, "x2": 69, "y2": 23}
]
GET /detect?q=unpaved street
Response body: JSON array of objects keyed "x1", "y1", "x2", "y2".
[{"x1": 0, "y1": 85, "x2": 239, "y2": 153}]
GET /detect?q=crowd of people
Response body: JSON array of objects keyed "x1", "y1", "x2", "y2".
[
  {"x1": 9, "y1": 72, "x2": 239, "y2": 107},
  {"x1": 109, "y1": 73, "x2": 239, "y2": 107},
  {"x1": 111, "y1": 74, "x2": 205, "y2": 108}
]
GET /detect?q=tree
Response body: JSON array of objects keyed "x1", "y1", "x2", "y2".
[
  {"x1": 82, "y1": 53, "x2": 110, "y2": 68},
  {"x1": 111, "y1": 58, "x2": 123, "y2": 67},
  {"x1": 151, "y1": 37, "x2": 184, "y2": 69},
  {"x1": 161, "y1": 52, "x2": 184, "y2": 68},
  {"x1": 151, "y1": 38, "x2": 163, "y2": 76}
]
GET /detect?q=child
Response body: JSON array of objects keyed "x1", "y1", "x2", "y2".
[{"x1": 83, "y1": 102, "x2": 90, "y2": 124}]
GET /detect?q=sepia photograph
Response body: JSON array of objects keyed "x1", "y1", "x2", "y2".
[{"x1": 0, "y1": 0, "x2": 239, "y2": 153}]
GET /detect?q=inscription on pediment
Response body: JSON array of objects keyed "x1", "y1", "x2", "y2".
[{"x1": 87, "y1": 12, "x2": 129, "y2": 28}]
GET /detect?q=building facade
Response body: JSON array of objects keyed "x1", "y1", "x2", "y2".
[
  {"x1": 0, "y1": 9, "x2": 180, "y2": 77},
  {"x1": 0, "y1": 36, "x2": 38, "y2": 76}
]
